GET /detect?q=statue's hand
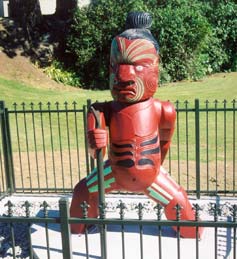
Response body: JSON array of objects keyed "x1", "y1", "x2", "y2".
[{"x1": 87, "y1": 128, "x2": 108, "y2": 149}]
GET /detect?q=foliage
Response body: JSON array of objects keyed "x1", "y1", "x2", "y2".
[
  {"x1": 44, "y1": 61, "x2": 82, "y2": 87},
  {"x1": 66, "y1": 0, "x2": 148, "y2": 88},
  {"x1": 65, "y1": 0, "x2": 237, "y2": 88},
  {"x1": 151, "y1": 0, "x2": 212, "y2": 81},
  {"x1": 200, "y1": 0, "x2": 237, "y2": 72}
]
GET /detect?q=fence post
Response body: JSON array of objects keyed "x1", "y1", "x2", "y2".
[
  {"x1": 195, "y1": 99, "x2": 201, "y2": 199},
  {"x1": 87, "y1": 99, "x2": 95, "y2": 172},
  {"x1": 59, "y1": 198, "x2": 73, "y2": 259},
  {"x1": 0, "y1": 101, "x2": 15, "y2": 194},
  {"x1": 83, "y1": 104, "x2": 90, "y2": 175}
]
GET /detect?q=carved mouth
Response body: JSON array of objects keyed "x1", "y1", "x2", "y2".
[{"x1": 113, "y1": 80, "x2": 135, "y2": 92}]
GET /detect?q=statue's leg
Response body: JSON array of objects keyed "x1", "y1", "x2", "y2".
[
  {"x1": 70, "y1": 160, "x2": 117, "y2": 234},
  {"x1": 144, "y1": 166, "x2": 204, "y2": 238}
]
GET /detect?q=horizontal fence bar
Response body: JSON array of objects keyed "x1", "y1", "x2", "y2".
[
  {"x1": 69, "y1": 218, "x2": 237, "y2": 228},
  {"x1": 8, "y1": 109, "x2": 84, "y2": 114},
  {"x1": 177, "y1": 107, "x2": 237, "y2": 112},
  {"x1": 0, "y1": 216, "x2": 58, "y2": 224},
  {"x1": 14, "y1": 188, "x2": 74, "y2": 192},
  {"x1": 0, "y1": 216, "x2": 236, "y2": 228}
]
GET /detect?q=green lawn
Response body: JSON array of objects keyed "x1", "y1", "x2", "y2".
[
  {"x1": 1, "y1": 71, "x2": 235, "y2": 161},
  {"x1": 156, "y1": 72, "x2": 237, "y2": 104},
  {"x1": 0, "y1": 72, "x2": 236, "y2": 108},
  {"x1": 1, "y1": 71, "x2": 236, "y2": 153},
  {"x1": 0, "y1": 72, "x2": 236, "y2": 191}
]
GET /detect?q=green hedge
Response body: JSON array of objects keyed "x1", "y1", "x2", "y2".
[{"x1": 65, "y1": 0, "x2": 237, "y2": 89}]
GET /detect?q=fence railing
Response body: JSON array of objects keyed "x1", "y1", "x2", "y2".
[
  {"x1": 0, "y1": 101, "x2": 90, "y2": 196},
  {"x1": 0, "y1": 198, "x2": 236, "y2": 259},
  {"x1": 0, "y1": 99, "x2": 236, "y2": 198},
  {"x1": 168, "y1": 99, "x2": 236, "y2": 198},
  {"x1": 0, "y1": 98, "x2": 236, "y2": 259}
]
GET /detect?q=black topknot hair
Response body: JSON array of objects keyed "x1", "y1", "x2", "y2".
[
  {"x1": 125, "y1": 11, "x2": 152, "y2": 29},
  {"x1": 119, "y1": 11, "x2": 159, "y2": 52}
]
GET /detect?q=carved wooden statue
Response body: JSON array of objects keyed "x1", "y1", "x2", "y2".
[{"x1": 70, "y1": 11, "x2": 203, "y2": 238}]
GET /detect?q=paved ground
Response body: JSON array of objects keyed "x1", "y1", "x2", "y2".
[
  {"x1": 28, "y1": 195, "x2": 237, "y2": 259},
  {"x1": 31, "y1": 225, "x2": 234, "y2": 259}
]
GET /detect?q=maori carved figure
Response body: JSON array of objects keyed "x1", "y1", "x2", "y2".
[{"x1": 70, "y1": 11, "x2": 203, "y2": 238}]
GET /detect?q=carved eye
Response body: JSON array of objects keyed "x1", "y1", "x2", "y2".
[{"x1": 136, "y1": 65, "x2": 143, "y2": 72}]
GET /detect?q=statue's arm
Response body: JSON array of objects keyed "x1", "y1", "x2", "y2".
[{"x1": 158, "y1": 101, "x2": 176, "y2": 164}]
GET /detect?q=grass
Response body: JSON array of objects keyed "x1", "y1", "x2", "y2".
[
  {"x1": 0, "y1": 72, "x2": 236, "y2": 108},
  {"x1": 0, "y1": 72, "x2": 236, "y2": 156},
  {"x1": 0, "y1": 77, "x2": 89, "y2": 108},
  {"x1": 0, "y1": 72, "x2": 236, "y2": 192}
]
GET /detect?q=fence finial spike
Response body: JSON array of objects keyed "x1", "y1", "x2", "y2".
[
  {"x1": 154, "y1": 203, "x2": 163, "y2": 220},
  {"x1": 98, "y1": 202, "x2": 106, "y2": 219},
  {"x1": 193, "y1": 203, "x2": 202, "y2": 220},
  {"x1": 41, "y1": 201, "x2": 50, "y2": 217},
  {"x1": 136, "y1": 202, "x2": 145, "y2": 220},
  {"x1": 117, "y1": 200, "x2": 126, "y2": 219},
  {"x1": 22, "y1": 201, "x2": 32, "y2": 217},
  {"x1": 80, "y1": 201, "x2": 90, "y2": 218},
  {"x1": 55, "y1": 101, "x2": 59, "y2": 108},
  {"x1": 5, "y1": 200, "x2": 14, "y2": 216}
]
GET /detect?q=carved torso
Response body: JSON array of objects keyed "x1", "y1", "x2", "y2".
[{"x1": 107, "y1": 98, "x2": 162, "y2": 191}]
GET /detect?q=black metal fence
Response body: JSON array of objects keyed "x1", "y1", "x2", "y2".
[
  {"x1": 0, "y1": 198, "x2": 236, "y2": 259},
  {"x1": 0, "y1": 99, "x2": 236, "y2": 198},
  {"x1": 0, "y1": 100, "x2": 89, "y2": 196},
  {"x1": 0, "y1": 98, "x2": 236, "y2": 258}
]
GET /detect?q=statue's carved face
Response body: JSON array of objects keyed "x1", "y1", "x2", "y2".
[{"x1": 110, "y1": 37, "x2": 159, "y2": 103}]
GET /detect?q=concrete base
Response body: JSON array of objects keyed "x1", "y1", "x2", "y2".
[
  {"x1": 32, "y1": 224, "x2": 235, "y2": 259},
  {"x1": 31, "y1": 195, "x2": 237, "y2": 259}
]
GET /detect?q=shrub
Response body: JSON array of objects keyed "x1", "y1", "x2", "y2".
[
  {"x1": 44, "y1": 60, "x2": 82, "y2": 87},
  {"x1": 200, "y1": 0, "x2": 237, "y2": 72},
  {"x1": 65, "y1": 0, "x2": 237, "y2": 88},
  {"x1": 151, "y1": 0, "x2": 212, "y2": 81}
]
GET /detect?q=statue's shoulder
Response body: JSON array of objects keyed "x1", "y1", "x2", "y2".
[{"x1": 153, "y1": 99, "x2": 176, "y2": 124}]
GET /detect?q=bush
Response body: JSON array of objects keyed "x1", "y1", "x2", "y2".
[
  {"x1": 66, "y1": 0, "x2": 149, "y2": 88},
  {"x1": 151, "y1": 0, "x2": 213, "y2": 81},
  {"x1": 65, "y1": 0, "x2": 237, "y2": 88},
  {"x1": 200, "y1": 0, "x2": 237, "y2": 72},
  {"x1": 44, "y1": 60, "x2": 82, "y2": 87}
]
